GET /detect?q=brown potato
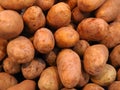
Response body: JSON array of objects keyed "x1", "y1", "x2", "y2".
[
  {"x1": 91, "y1": 64, "x2": 116, "y2": 86},
  {"x1": 0, "y1": 10, "x2": 24, "y2": 40},
  {"x1": 0, "y1": 72, "x2": 18, "y2": 90},
  {"x1": 47, "y1": 2, "x2": 71, "y2": 28},
  {"x1": 117, "y1": 69, "x2": 120, "y2": 81},
  {"x1": 83, "y1": 44, "x2": 109, "y2": 76},
  {"x1": 0, "y1": 0, "x2": 35, "y2": 10},
  {"x1": 3, "y1": 57, "x2": 20, "y2": 74},
  {"x1": 77, "y1": 0, "x2": 106, "y2": 12},
  {"x1": 22, "y1": 58, "x2": 46, "y2": 79},
  {"x1": 82, "y1": 83, "x2": 105, "y2": 90},
  {"x1": 7, "y1": 36, "x2": 35, "y2": 64},
  {"x1": 115, "y1": 11, "x2": 120, "y2": 22},
  {"x1": 54, "y1": 26, "x2": 79, "y2": 48},
  {"x1": 36, "y1": 0, "x2": 55, "y2": 11},
  {"x1": 66, "y1": 0, "x2": 77, "y2": 10},
  {"x1": 23, "y1": 6, "x2": 46, "y2": 33},
  {"x1": 61, "y1": 88, "x2": 77, "y2": 90},
  {"x1": 38, "y1": 66, "x2": 61, "y2": 90},
  {"x1": 77, "y1": 18, "x2": 109, "y2": 41},
  {"x1": 7, "y1": 80, "x2": 36, "y2": 90},
  {"x1": 33, "y1": 28, "x2": 55, "y2": 54},
  {"x1": 108, "y1": 81, "x2": 120, "y2": 90},
  {"x1": 0, "y1": 5, "x2": 4, "y2": 12},
  {"x1": 57, "y1": 49, "x2": 81, "y2": 88}
]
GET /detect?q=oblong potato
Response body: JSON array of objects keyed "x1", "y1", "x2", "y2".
[{"x1": 57, "y1": 49, "x2": 81, "y2": 88}]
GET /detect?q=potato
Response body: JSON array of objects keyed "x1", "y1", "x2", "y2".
[
  {"x1": 0, "y1": 38, "x2": 7, "y2": 61},
  {"x1": 7, "y1": 80, "x2": 36, "y2": 90},
  {"x1": 47, "y1": 2, "x2": 71, "y2": 28},
  {"x1": 82, "y1": 83, "x2": 105, "y2": 90},
  {"x1": 38, "y1": 66, "x2": 61, "y2": 90},
  {"x1": 54, "y1": 26, "x2": 79, "y2": 48},
  {"x1": 36, "y1": 0, "x2": 55, "y2": 11},
  {"x1": 57, "y1": 49, "x2": 81, "y2": 88},
  {"x1": 66, "y1": 0, "x2": 77, "y2": 10},
  {"x1": 101, "y1": 22, "x2": 120, "y2": 48},
  {"x1": 77, "y1": 18, "x2": 109, "y2": 41},
  {"x1": 77, "y1": 0, "x2": 105, "y2": 12},
  {"x1": 117, "y1": 69, "x2": 120, "y2": 81},
  {"x1": 108, "y1": 81, "x2": 120, "y2": 90},
  {"x1": 91, "y1": 64, "x2": 116, "y2": 86},
  {"x1": 0, "y1": 72, "x2": 17, "y2": 90},
  {"x1": 23, "y1": 6, "x2": 46, "y2": 33},
  {"x1": 0, "y1": 10, "x2": 24, "y2": 40},
  {"x1": 3, "y1": 57, "x2": 20, "y2": 74},
  {"x1": 73, "y1": 40, "x2": 90, "y2": 56},
  {"x1": 33, "y1": 28, "x2": 55, "y2": 54},
  {"x1": 7, "y1": 36, "x2": 35, "y2": 64},
  {"x1": 0, "y1": 0, "x2": 35, "y2": 10},
  {"x1": 0, "y1": 5, "x2": 4, "y2": 12},
  {"x1": 96, "y1": 0, "x2": 120, "y2": 22},
  {"x1": 115, "y1": 11, "x2": 120, "y2": 22},
  {"x1": 61, "y1": 88, "x2": 77, "y2": 90},
  {"x1": 83, "y1": 44, "x2": 109, "y2": 76},
  {"x1": 22, "y1": 58, "x2": 46, "y2": 79}
]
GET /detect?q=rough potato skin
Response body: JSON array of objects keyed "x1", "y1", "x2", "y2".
[
  {"x1": 23, "y1": 6, "x2": 46, "y2": 33},
  {"x1": 0, "y1": 10, "x2": 24, "y2": 40},
  {"x1": 47, "y1": 2, "x2": 71, "y2": 28},
  {"x1": 7, "y1": 80, "x2": 36, "y2": 90},
  {"x1": 57, "y1": 49, "x2": 81, "y2": 88},
  {"x1": 22, "y1": 58, "x2": 46, "y2": 79},
  {"x1": 117, "y1": 69, "x2": 120, "y2": 81},
  {"x1": 77, "y1": 18, "x2": 109, "y2": 41},
  {"x1": 108, "y1": 81, "x2": 120, "y2": 90},
  {"x1": 77, "y1": 0, "x2": 105, "y2": 12},
  {"x1": 0, "y1": 0, "x2": 35, "y2": 10},
  {"x1": 83, "y1": 44, "x2": 109, "y2": 76},
  {"x1": 7, "y1": 36, "x2": 35, "y2": 64},
  {"x1": 0, "y1": 72, "x2": 18, "y2": 90},
  {"x1": 38, "y1": 66, "x2": 61, "y2": 90},
  {"x1": 83, "y1": 83, "x2": 105, "y2": 90},
  {"x1": 33, "y1": 28, "x2": 55, "y2": 54}
]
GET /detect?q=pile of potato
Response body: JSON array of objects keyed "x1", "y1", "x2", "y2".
[{"x1": 0, "y1": 0, "x2": 120, "y2": 90}]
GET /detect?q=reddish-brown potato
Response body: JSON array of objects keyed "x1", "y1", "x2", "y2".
[
  {"x1": 7, "y1": 36, "x2": 35, "y2": 64},
  {"x1": 33, "y1": 28, "x2": 55, "y2": 54},
  {"x1": 66, "y1": 0, "x2": 77, "y2": 10},
  {"x1": 57, "y1": 49, "x2": 81, "y2": 88},
  {"x1": 115, "y1": 11, "x2": 120, "y2": 22},
  {"x1": 47, "y1": 2, "x2": 71, "y2": 28},
  {"x1": 0, "y1": 10, "x2": 24, "y2": 40},
  {"x1": 108, "y1": 81, "x2": 120, "y2": 90},
  {"x1": 117, "y1": 69, "x2": 120, "y2": 81},
  {"x1": 0, "y1": 5, "x2": 4, "y2": 12}
]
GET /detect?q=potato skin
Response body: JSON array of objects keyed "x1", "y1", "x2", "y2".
[
  {"x1": 66, "y1": 0, "x2": 77, "y2": 10},
  {"x1": 77, "y1": 18, "x2": 109, "y2": 41},
  {"x1": 47, "y1": 2, "x2": 71, "y2": 28},
  {"x1": 23, "y1": 6, "x2": 46, "y2": 33},
  {"x1": 83, "y1": 44, "x2": 109, "y2": 76},
  {"x1": 57, "y1": 49, "x2": 81, "y2": 88},
  {"x1": 38, "y1": 66, "x2": 61, "y2": 90},
  {"x1": 0, "y1": 72, "x2": 18, "y2": 90},
  {"x1": 7, "y1": 36, "x2": 35, "y2": 64},
  {"x1": 108, "y1": 81, "x2": 120, "y2": 90},
  {"x1": 61, "y1": 88, "x2": 77, "y2": 90},
  {"x1": 0, "y1": 10, "x2": 24, "y2": 40},
  {"x1": 0, "y1": 5, "x2": 4, "y2": 12},
  {"x1": 117, "y1": 69, "x2": 120, "y2": 81}
]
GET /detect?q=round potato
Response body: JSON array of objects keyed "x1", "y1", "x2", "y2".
[
  {"x1": 57, "y1": 49, "x2": 81, "y2": 88},
  {"x1": 7, "y1": 36, "x2": 35, "y2": 64},
  {"x1": 33, "y1": 28, "x2": 55, "y2": 54},
  {"x1": 108, "y1": 81, "x2": 120, "y2": 90},
  {"x1": 0, "y1": 10, "x2": 24, "y2": 40}
]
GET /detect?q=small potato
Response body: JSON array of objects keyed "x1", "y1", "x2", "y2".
[
  {"x1": 7, "y1": 36, "x2": 35, "y2": 64},
  {"x1": 54, "y1": 26, "x2": 79, "y2": 48},
  {"x1": 61, "y1": 88, "x2": 77, "y2": 90},
  {"x1": 0, "y1": 38, "x2": 7, "y2": 61},
  {"x1": 0, "y1": 72, "x2": 18, "y2": 90},
  {"x1": 22, "y1": 58, "x2": 46, "y2": 79},
  {"x1": 3, "y1": 57, "x2": 20, "y2": 74},
  {"x1": 23, "y1": 6, "x2": 46, "y2": 33},
  {"x1": 0, "y1": 10, "x2": 24, "y2": 40},
  {"x1": 57, "y1": 49, "x2": 81, "y2": 88},
  {"x1": 7, "y1": 80, "x2": 36, "y2": 90},
  {"x1": 117, "y1": 69, "x2": 120, "y2": 81},
  {"x1": 66, "y1": 0, "x2": 77, "y2": 10},
  {"x1": 91, "y1": 64, "x2": 116, "y2": 86},
  {"x1": 108, "y1": 81, "x2": 120, "y2": 90},
  {"x1": 83, "y1": 83, "x2": 105, "y2": 90},
  {"x1": 33, "y1": 28, "x2": 55, "y2": 54},
  {"x1": 0, "y1": 0, "x2": 35, "y2": 10},
  {"x1": 83, "y1": 44, "x2": 109, "y2": 76},
  {"x1": 47, "y1": 2, "x2": 71, "y2": 28},
  {"x1": 38, "y1": 66, "x2": 61, "y2": 90},
  {"x1": 77, "y1": 0, "x2": 105, "y2": 12},
  {"x1": 36, "y1": 0, "x2": 55, "y2": 11},
  {"x1": 77, "y1": 18, "x2": 109, "y2": 41}
]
